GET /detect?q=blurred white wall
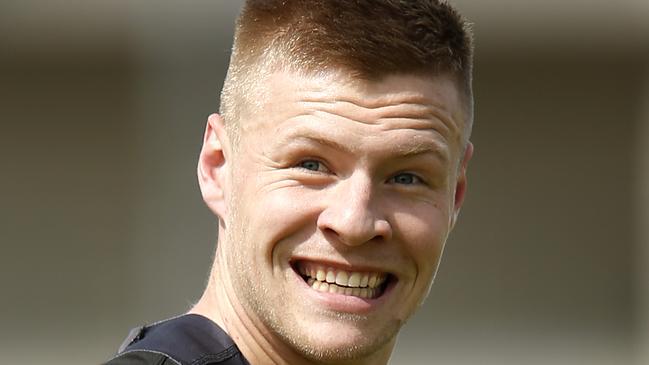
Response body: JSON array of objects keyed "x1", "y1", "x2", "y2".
[{"x1": 637, "y1": 69, "x2": 649, "y2": 365}]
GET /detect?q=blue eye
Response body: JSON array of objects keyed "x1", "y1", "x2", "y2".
[
  {"x1": 299, "y1": 160, "x2": 322, "y2": 171},
  {"x1": 390, "y1": 173, "x2": 420, "y2": 185}
]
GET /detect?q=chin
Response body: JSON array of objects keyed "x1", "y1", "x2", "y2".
[{"x1": 275, "y1": 315, "x2": 401, "y2": 363}]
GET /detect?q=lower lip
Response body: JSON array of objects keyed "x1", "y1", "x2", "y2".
[{"x1": 291, "y1": 268, "x2": 395, "y2": 314}]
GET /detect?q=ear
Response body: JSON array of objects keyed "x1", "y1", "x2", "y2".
[
  {"x1": 450, "y1": 141, "x2": 473, "y2": 230},
  {"x1": 198, "y1": 113, "x2": 231, "y2": 220}
]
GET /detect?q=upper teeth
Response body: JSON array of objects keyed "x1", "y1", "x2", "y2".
[{"x1": 298, "y1": 263, "x2": 387, "y2": 289}]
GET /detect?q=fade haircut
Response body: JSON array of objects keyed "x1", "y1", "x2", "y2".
[{"x1": 220, "y1": 0, "x2": 474, "y2": 142}]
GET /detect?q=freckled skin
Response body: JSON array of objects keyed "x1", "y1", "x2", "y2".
[{"x1": 193, "y1": 70, "x2": 473, "y2": 365}]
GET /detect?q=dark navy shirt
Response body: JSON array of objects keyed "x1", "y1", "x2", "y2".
[{"x1": 104, "y1": 314, "x2": 250, "y2": 365}]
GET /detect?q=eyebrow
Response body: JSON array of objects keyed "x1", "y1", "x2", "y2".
[
  {"x1": 278, "y1": 132, "x2": 449, "y2": 163},
  {"x1": 397, "y1": 139, "x2": 448, "y2": 160}
]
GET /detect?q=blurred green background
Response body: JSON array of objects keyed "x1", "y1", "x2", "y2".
[{"x1": 1, "y1": 1, "x2": 648, "y2": 364}]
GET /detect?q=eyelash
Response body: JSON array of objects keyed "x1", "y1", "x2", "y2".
[
  {"x1": 388, "y1": 172, "x2": 424, "y2": 186},
  {"x1": 295, "y1": 159, "x2": 329, "y2": 173},
  {"x1": 295, "y1": 160, "x2": 426, "y2": 188}
]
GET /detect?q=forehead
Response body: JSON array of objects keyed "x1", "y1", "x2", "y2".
[
  {"x1": 234, "y1": 71, "x2": 469, "y2": 169},
  {"x1": 241, "y1": 70, "x2": 466, "y2": 135}
]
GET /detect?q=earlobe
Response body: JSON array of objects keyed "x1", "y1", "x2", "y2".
[
  {"x1": 198, "y1": 113, "x2": 230, "y2": 219},
  {"x1": 450, "y1": 141, "x2": 474, "y2": 229}
]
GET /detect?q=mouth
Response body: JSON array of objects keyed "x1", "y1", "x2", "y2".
[{"x1": 292, "y1": 260, "x2": 393, "y2": 300}]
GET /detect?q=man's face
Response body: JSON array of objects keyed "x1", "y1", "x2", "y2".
[{"x1": 217, "y1": 70, "x2": 470, "y2": 362}]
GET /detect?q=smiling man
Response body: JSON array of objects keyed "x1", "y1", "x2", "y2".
[{"x1": 106, "y1": 1, "x2": 474, "y2": 364}]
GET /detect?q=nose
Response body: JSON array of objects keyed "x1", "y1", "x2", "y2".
[{"x1": 316, "y1": 173, "x2": 392, "y2": 246}]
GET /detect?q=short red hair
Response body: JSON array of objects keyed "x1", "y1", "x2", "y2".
[{"x1": 220, "y1": 0, "x2": 474, "y2": 138}]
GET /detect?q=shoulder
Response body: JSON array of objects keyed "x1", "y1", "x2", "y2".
[
  {"x1": 104, "y1": 349, "x2": 180, "y2": 365},
  {"x1": 104, "y1": 314, "x2": 249, "y2": 365}
]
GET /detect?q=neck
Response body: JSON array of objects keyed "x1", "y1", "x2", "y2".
[
  {"x1": 190, "y1": 246, "x2": 393, "y2": 365},
  {"x1": 191, "y1": 250, "x2": 314, "y2": 365}
]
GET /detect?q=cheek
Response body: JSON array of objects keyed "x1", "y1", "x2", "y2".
[
  {"x1": 236, "y1": 186, "x2": 320, "y2": 256},
  {"x1": 392, "y1": 204, "x2": 451, "y2": 264},
  {"x1": 264, "y1": 187, "x2": 320, "y2": 230}
]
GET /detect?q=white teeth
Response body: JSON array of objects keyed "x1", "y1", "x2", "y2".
[
  {"x1": 348, "y1": 272, "x2": 361, "y2": 288},
  {"x1": 360, "y1": 274, "x2": 369, "y2": 287},
  {"x1": 299, "y1": 263, "x2": 388, "y2": 299},
  {"x1": 319, "y1": 282, "x2": 329, "y2": 292},
  {"x1": 368, "y1": 273, "x2": 377, "y2": 288},
  {"x1": 316, "y1": 269, "x2": 326, "y2": 282},
  {"x1": 325, "y1": 270, "x2": 336, "y2": 283},
  {"x1": 310, "y1": 282, "x2": 379, "y2": 299},
  {"x1": 335, "y1": 271, "x2": 349, "y2": 286},
  {"x1": 378, "y1": 274, "x2": 387, "y2": 287}
]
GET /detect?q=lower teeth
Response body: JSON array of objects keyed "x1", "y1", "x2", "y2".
[{"x1": 306, "y1": 277, "x2": 378, "y2": 298}]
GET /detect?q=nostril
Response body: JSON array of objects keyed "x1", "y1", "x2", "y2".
[
  {"x1": 374, "y1": 219, "x2": 392, "y2": 241},
  {"x1": 321, "y1": 227, "x2": 342, "y2": 243},
  {"x1": 317, "y1": 203, "x2": 391, "y2": 246}
]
